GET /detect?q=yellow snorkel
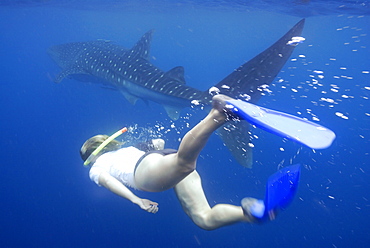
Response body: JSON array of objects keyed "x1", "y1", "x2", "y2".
[{"x1": 83, "y1": 127, "x2": 128, "y2": 166}]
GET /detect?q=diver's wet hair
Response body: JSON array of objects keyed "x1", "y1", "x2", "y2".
[{"x1": 80, "y1": 135, "x2": 122, "y2": 164}]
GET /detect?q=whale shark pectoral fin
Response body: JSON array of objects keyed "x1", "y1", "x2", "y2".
[
  {"x1": 54, "y1": 67, "x2": 88, "y2": 83},
  {"x1": 165, "y1": 66, "x2": 186, "y2": 84},
  {"x1": 163, "y1": 105, "x2": 182, "y2": 121},
  {"x1": 217, "y1": 121, "x2": 253, "y2": 168},
  {"x1": 120, "y1": 90, "x2": 140, "y2": 105}
]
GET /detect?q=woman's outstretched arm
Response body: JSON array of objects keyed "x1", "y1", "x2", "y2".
[{"x1": 98, "y1": 171, "x2": 159, "y2": 213}]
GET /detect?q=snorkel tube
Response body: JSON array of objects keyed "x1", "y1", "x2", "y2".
[{"x1": 83, "y1": 127, "x2": 128, "y2": 166}]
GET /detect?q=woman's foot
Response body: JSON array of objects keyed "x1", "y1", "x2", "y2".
[
  {"x1": 212, "y1": 94, "x2": 234, "y2": 112},
  {"x1": 211, "y1": 94, "x2": 241, "y2": 122},
  {"x1": 241, "y1": 197, "x2": 266, "y2": 223},
  {"x1": 241, "y1": 197, "x2": 279, "y2": 223}
]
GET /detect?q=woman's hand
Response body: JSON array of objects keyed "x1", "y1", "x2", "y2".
[{"x1": 138, "y1": 198, "x2": 159, "y2": 214}]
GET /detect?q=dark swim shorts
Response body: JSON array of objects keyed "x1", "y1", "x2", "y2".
[{"x1": 134, "y1": 148, "x2": 177, "y2": 176}]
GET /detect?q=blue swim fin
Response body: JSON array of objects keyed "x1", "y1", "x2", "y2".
[
  {"x1": 249, "y1": 164, "x2": 301, "y2": 221},
  {"x1": 225, "y1": 100, "x2": 336, "y2": 149}
]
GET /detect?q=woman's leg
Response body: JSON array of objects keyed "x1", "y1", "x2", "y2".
[
  {"x1": 174, "y1": 171, "x2": 256, "y2": 230},
  {"x1": 134, "y1": 95, "x2": 231, "y2": 192}
]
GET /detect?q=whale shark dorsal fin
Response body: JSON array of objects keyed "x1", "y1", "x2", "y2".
[
  {"x1": 120, "y1": 90, "x2": 139, "y2": 105},
  {"x1": 165, "y1": 66, "x2": 186, "y2": 84},
  {"x1": 54, "y1": 67, "x2": 88, "y2": 83},
  {"x1": 129, "y1": 30, "x2": 154, "y2": 60},
  {"x1": 163, "y1": 105, "x2": 181, "y2": 120}
]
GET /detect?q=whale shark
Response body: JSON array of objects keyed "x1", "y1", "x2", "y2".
[{"x1": 48, "y1": 19, "x2": 305, "y2": 167}]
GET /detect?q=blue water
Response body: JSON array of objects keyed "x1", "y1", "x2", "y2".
[{"x1": 1, "y1": 1, "x2": 369, "y2": 247}]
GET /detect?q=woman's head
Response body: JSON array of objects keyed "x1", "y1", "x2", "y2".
[{"x1": 80, "y1": 134, "x2": 123, "y2": 165}]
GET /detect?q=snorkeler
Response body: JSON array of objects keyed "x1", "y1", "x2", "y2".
[{"x1": 80, "y1": 94, "x2": 334, "y2": 230}]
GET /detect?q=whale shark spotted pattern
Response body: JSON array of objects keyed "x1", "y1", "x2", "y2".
[{"x1": 48, "y1": 19, "x2": 305, "y2": 167}]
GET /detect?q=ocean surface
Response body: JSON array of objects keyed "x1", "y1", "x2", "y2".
[{"x1": 1, "y1": 1, "x2": 369, "y2": 247}]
